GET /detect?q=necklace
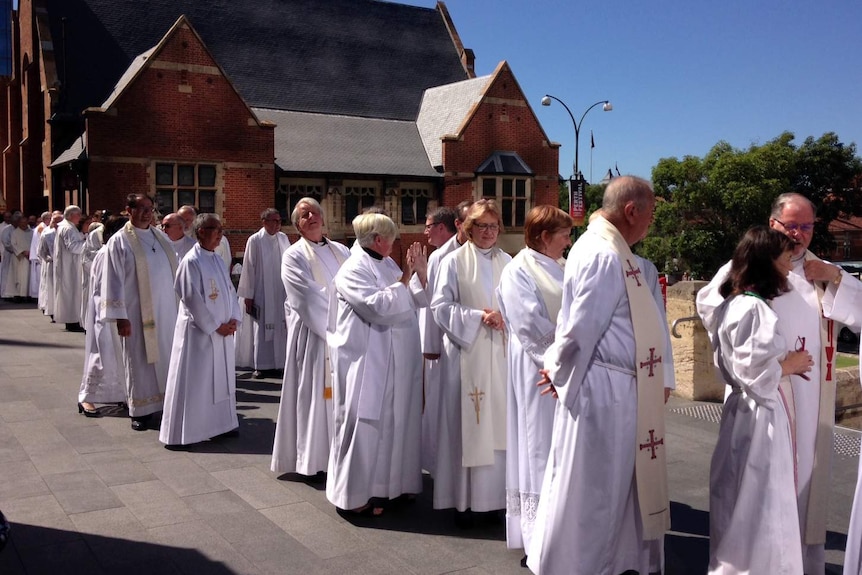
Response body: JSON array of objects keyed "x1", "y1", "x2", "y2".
[{"x1": 139, "y1": 228, "x2": 157, "y2": 253}]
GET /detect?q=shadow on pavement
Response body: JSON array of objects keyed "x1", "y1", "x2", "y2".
[{"x1": 0, "y1": 523, "x2": 238, "y2": 575}]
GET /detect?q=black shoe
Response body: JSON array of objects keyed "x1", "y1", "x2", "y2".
[
  {"x1": 252, "y1": 370, "x2": 264, "y2": 379},
  {"x1": 520, "y1": 555, "x2": 528, "y2": 568},
  {"x1": 77, "y1": 402, "x2": 100, "y2": 417},
  {"x1": 130, "y1": 415, "x2": 150, "y2": 431},
  {"x1": 65, "y1": 322, "x2": 85, "y2": 333}
]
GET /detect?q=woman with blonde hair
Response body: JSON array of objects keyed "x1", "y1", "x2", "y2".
[
  {"x1": 431, "y1": 199, "x2": 512, "y2": 524},
  {"x1": 326, "y1": 212, "x2": 428, "y2": 516}
]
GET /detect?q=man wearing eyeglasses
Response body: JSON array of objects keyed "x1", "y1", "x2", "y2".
[
  {"x1": 237, "y1": 208, "x2": 291, "y2": 379},
  {"x1": 698, "y1": 192, "x2": 862, "y2": 575},
  {"x1": 161, "y1": 213, "x2": 196, "y2": 261}
]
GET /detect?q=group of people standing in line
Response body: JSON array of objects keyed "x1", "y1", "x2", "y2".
[{"x1": 11, "y1": 177, "x2": 862, "y2": 574}]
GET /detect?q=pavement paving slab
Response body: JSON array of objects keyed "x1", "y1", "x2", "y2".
[{"x1": 0, "y1": 300, "x2": 858, "y2": 574}]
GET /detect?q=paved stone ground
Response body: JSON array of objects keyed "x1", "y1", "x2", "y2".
[{"x1": 0, "y1": 300, "x2": 857, "y2": 574}]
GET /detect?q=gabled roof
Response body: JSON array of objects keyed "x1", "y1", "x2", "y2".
[
  {"x1": 476, "y1": 151, "x2": 532, "y2": 175},
  {"x1": 416, "y1": 74, "x2": 490, "y2": 169},
  {"x1": 50, "y1": 133, "x2": 87, "y2": 168},
  {"x1": 254, "y1": 108, "x2": 440, "y2": 178},
  {"x1": 99, "y1": 47, "x2": 155, "y2": 110},
  {"x1": 45, "y1": 0, "x2": 469, "y2": 121}
]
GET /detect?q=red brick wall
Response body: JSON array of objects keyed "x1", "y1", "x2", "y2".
[
  {"x1": 85, "y1": 21, "x2": 275, "y2": 254},
  {"x1": 441, "y1": 64, "x2": 559, "y2": 208}
]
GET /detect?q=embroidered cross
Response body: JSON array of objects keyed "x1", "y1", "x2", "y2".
[
  {"x1": 208, "y1": 279, "x2": 220, "y2": 301},
  {"x1": 468, "y1": 386, "x2": 485, "y2": 425},
  {"x1": 625, "y1": 259, "x2": 642, "y2": 286},
  {"x1": 639, "y1": 347, "x2": 662, "y2": 377},
  {"x1": 639, "y1": 429, "x2": 664, "y2": 460}
]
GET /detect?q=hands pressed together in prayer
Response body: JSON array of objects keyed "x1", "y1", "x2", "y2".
[
  {"x1": 803, "y1": 260, "x2": 842, "y2": 284},
  {"x1": 482, "y1": 308, "x2": 504, "y2": 331},
  {"x1": 781, "y1": 349, "x2": 814, "y2": 380},
  {"x1": 401, "y1": 242, "x2": 428, "y2": 287},
  {"x1": 215, "y1": 319, "x2": 238, "y2": 337}
]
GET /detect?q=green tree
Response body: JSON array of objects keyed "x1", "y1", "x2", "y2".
[{"x1": 641, "y1": 132, "x2": 862, "y2": 278}]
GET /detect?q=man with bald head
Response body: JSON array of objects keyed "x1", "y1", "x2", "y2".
[
  {"x1": 53, "y1": 205, "x2": 86, "y2": 331},
  {"x1": 529, "y1": 176, "x2": 673, "y2": 575},
  {"x1": 161, "y1": 212, "x2": 196, "y2": 260},
  {"x1": 699, "y1": 192, "x2": 862, "y2": 575}
]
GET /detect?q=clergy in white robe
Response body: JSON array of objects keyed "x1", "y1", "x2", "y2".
[
  {"x1": 0, "y1": 215, "x2": 18, "y2": 298},
  {"x1": 160, "y1": 214, "x2": 241, "y2": 446},
  {"x1": 0, "y1": 217, "x2": 8, "y2": 294},
  {"x1": 79, "y1": 217, "x2": 129, "y2": 409},
  {"x1": 160, "y1": 212, "x2": 197, "y2": 262},
  {"x1": 81, "y1": 223, "x2": 103, "y2": 322},
  {"x1": 27, "y1": 213, "x2": 49, "y2": 301},
  {"x1": 237, "y1": 209, "x2": 291, "y2": 375},
  {"x1": 430, "y1": 199, "x2": 511, "y2": 514},
  {"x1": 8, "y1": 220, "x2": 33, "y2": 298},
  {"x1": 698, "y1": 226, "x2": 811, "y2": 575},
  {"x1": 103, "y1": 194, "x2": 179, "y2": 429},
  {"x1": 272, "y1": 198, "x2": 351, "y2": 476},
  {"x1": 697, "y1": 193, "x2": 862, "y2": 575},
  {"x1": 53, "y1": 206, "x2": 86, "y2": 328},
  {"x1": 37, "y1": 213, "x2": 62, "y2": 316},
  {"x1": 497, "y1": 205, "x2": 572, "y2": 554},
  {"x1": 326, "y1": 213, "x2": 427, "y2": 514},
  {"x1": 528, "y1": 177, "x2": 673, "y2": 575},
  {"x1": 415, "y1": 207, "x2": 459, "y2": 476}
]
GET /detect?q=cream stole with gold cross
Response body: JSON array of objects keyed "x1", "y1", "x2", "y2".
[
  {"x1": 122, "y1": 222, "x2": 178, "y2": 365},
  {"x1": 455, "y1": 241, "x2": 508, "y2": 468},
  {"x1": 586, "y1": 216, "x2": 670, "y2": 540}
]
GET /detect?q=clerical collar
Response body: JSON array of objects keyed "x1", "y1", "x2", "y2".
[
  {"x1": 476, "y1": 245, "x2": 495, "y2": 256},
  {"x1": 791, "y1": 251, "x2": 806, "y2": 264},
  {"x1": 362, "y1": 246, "x2": 384, "y2": 260},
  {"x1": 309, "y1": 237, "x2": 327, "y2": 246}
]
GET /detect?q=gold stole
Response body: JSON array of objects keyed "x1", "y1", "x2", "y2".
[
  {"x1": 455, "y1": 241, "x2": 507, "y2": 467},
  {"x1": 801, "y1": 250, "x2": 837, "y2": 545},
  {"x1": 123, "y1": 222, "x2": 179, "y2": 364},
  {"x1": 587, "y1": 216, "x2": 670, "y2": 540},
  {"x1": 515, "y1": 248, "x2": 564, "y2": 323},
  {"x1": 299, "y1": 238, "x2": 346, "y2": 400}
]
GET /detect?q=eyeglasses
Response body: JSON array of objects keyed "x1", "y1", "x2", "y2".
[
  {"x1": 424, "y1": 222, "x2": 441, "y2": 230},
  {"x1": 473, "y1": 223, "x2": 500, "y2": 232},
  {"x1": 774, "y1": 218, "x2": 814, "y2": 233}
]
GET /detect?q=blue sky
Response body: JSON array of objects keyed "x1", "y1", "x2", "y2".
[{"x1": 404, "y1": 0, "x2": 862, "y2": 183}]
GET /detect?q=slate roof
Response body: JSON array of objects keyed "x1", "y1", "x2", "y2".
[
  {"x1": 50, "y1": 133, "x2": 87, "y2": 168},
  {"x1": 254, "y1": 108, "x2": 441, "y2": 178},
  {"x1": 416, "y1": 74, "x2": 490, "y2": 169},
  {"x1": 45, "y1": 0, "x2": 469, "y2": 121}
]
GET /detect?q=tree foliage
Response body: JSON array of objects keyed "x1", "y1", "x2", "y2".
[{"x1": 641, "y1": 132, "x2": 862, "y2": 278}]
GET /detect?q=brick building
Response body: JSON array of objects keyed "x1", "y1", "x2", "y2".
[{"x1": 3, "y1": 0, "x2": 559, "y2": 260}]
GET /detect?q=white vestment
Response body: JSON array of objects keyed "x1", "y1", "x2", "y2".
[
  {"x1": 103, "y1": 226, "x2": 178, "y2": 417},
  {"x1": 215, "y1": 234, "x2": 232, "y2": 270},
  {"x1": 81, "y1": 226, "x2": 103, "y2": 324},
  {"x1": 272, "y1": 238, "x2": 350, "y2": 476},
  {"x1": 53, "y1": 220, "x2": 86, "y2": 324},
  {"x1": 497, "y1": 248, "x2": 563, "y2": 552},
  {"x1": 232, "y1": 262, "x2": 255, "y2": 370},
  {"x1": 37, "y1": 227, "x2": 56, "y2": 315},
  {"x1": 79, "y1": 247, "x2": 126, "y2": 404},
  {"x1": 0, "y1": 224, "x2": 13, "y2": 296},
  {"x1": 417, "y1": 234, "x2": 462, "y2": 476},
  {"x1": 699, "y1": 256, "x2": 862, "y2": 575},
  {"x1": 325, "y1": 248, "x2": 426, "y2": 510},
  {"x1": 0, "y1": 222, "x2": 7, "y2": 292},
  {"x1": 430, "y1": 244, "x2": 511, "y2": 512},
  {"x1": 699, "y1": 294, "x2": 803, "y2": 574},
  {"x1": 160, "y1": 244, "x2": 241, "y2": 445},
  {"x1": 237, "y1": 228, "x2": 291, "y2": 370},
  {"x1": 28, "y1": 225, "x2": 41, "y2": 299},
  {"x1": 171, "y1": 235, "x2": 197, "y2": 262},
  {"x1": 7, "y1": 227, "x2": 33, "y2": 297},
  {"x1": 527, "y1": 233, "x2": 674, "y2": 575}
]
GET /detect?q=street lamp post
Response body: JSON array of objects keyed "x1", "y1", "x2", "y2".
[{"x1": 541, "y1": 95, "x2": 612, "y2": 222}]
